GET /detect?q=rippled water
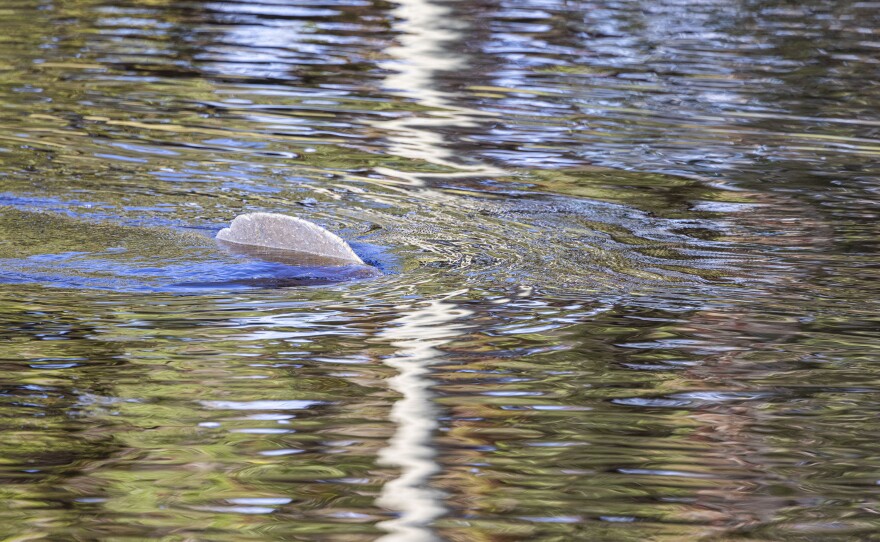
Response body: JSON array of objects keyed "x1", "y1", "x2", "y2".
[{"x1": 1, "y1": 0, "x2": 879, "y2": 539}]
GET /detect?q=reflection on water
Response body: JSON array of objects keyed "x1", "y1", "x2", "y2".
[
  {"x1": 371, "y1": 0, "x2": 504, "y2": 182},
  {"x1": 376, "y1": 289, "x2": 471, "y2": 541},
  {"x1": 0, "y1": 0, "x2": 879, "y2": 539}
]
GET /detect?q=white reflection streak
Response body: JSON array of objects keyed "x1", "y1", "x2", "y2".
[
  {"x1": 373, "y1": 0, "x2": 505, "y2": 184},
  {"x1": 376, "y1": 290, "x2": 471, "y2": 541}
]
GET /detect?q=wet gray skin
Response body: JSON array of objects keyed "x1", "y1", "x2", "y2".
[
  {"x1": 212, "y1": 212, "x2": 380, "y2": 286},
  {"x1": 216, "y1": 212, "x2": 367, "y2": 266}
]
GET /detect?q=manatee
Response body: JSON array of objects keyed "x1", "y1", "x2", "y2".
[{"x1": 216, "y1": 212, "x2": 367, "y2": 267}]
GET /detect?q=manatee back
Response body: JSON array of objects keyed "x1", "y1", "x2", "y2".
[{"x1": 216, "y1": 213, "x2": 364, "y2": 266}]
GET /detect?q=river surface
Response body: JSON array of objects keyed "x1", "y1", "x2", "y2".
[{"x1": 1, "y1": 0, "x2": 879, "y2": 540}]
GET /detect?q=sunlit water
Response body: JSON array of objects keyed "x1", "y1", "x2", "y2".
[{"x1": 0, "y1": 0, "x2": 879, "y2": 540}]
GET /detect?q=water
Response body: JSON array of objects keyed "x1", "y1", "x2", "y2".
[{"x1": 0, "y1": 0, "x2": 878, "y2": 539}]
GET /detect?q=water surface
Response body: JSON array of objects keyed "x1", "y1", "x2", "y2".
[{"x1": 1, "y1": 0, "x2": 879, "y2": 540}]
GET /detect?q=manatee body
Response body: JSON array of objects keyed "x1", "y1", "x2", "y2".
[{"x1": 216, "y1": 212, "x2": 373, "y2": 271}]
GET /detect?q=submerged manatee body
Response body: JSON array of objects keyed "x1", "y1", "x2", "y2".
[{"x1": 0, "y1": 209, "x2": 378, "y2": 291}]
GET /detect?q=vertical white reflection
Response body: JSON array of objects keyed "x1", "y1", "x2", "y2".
[
  {"x1": 373, "y1": 0, "x2": 504, "y2": 183},
  {"x1": 376, "y1": 289, "x2": 471, "y2": 542}
]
